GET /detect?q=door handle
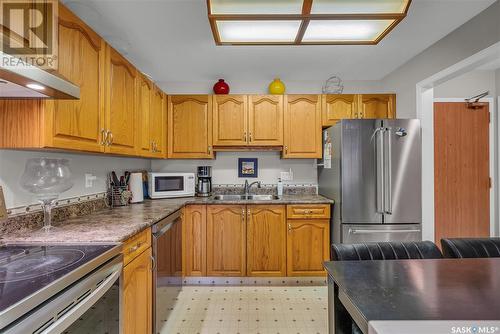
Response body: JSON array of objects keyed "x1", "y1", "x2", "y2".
[
  {"x1": 350, "y1": 229, "x2": 421, "y2": 234},
  {"x1": 384, "y1": 128, "x2": 392, "y2": 215},
  {"x1": 373, "y1": 127, "x2": 385, "y2": 214},
  {"x1": 150, "y1": 255, "x2": 156, "y2": 271},
  {"x1": 100, "y1": 129, "x2": 107, "y2": 146},
  {"x1": 288, "y1": 223, "x2": 292, "y2": 233},
  {"x1": 249, "y1": 132, "x2": 252, "y2": 142},
  {"x1": 107, "y1": 130, "x2": 113, "y2": 146}
]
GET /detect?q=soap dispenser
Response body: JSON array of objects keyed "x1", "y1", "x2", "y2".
[{"x1": 277, "y1": 178, "x2": 283, "y2": 197}]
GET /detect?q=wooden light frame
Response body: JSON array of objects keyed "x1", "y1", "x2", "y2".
[{"x1": 207, "y1": 0, "x2": 412, "y2": 46}]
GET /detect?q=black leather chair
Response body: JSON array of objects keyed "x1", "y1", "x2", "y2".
[
  {"x1": 441, "y1": 238, "x2": 500, "y2": 258},
  {"x1": 331, "y1": 241, "x2": 443, "y2": 261}
]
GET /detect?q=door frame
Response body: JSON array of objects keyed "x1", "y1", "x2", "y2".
[
  {"x1": 433, "y1": 97, "x2": 496, "y2": 238},
  {"x1": 416, "y1": 41, "x2": 500, "y2": 241}
]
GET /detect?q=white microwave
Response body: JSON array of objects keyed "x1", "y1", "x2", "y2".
[{"x1": 148, "y1": 172, "x2": 195, "y2": 198}]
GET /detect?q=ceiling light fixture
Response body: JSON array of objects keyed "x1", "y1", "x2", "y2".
[
  {"x1": 207, "y1": 0, "x2": 411, "y2": 45},
  {"x1": 26, "y1": 83, "x2": 46, "y2": 91}
]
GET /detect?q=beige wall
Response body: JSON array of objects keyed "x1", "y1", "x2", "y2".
[
  {"x1": 496, "y1": 69, "x2": 500, "y2": 96},
  {"x1": 382, "y1": 1, "x2": 500, "y2": 118},
  {"x1": 434, "y1": 70, "x2": 497, "y2": 98}
]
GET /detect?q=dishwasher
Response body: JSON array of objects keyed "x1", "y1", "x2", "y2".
[{"x1": 152, "y1": 209, "x2": 182, "y2": 334}]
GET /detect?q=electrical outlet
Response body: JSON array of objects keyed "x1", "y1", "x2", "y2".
[
  {"x1": 85, "y1": 174, "x2": 97, "y2": 188},
  {"x1": 0, "y1": 186, "x2": 7, "y2": 220},
  {"x1": 280, "y1": 171, "x2": 293, "y2": 181}
]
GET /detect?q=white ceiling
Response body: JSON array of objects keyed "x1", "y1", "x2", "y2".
[{"x1": 62, "y1": 0, "x2": 496, "y2": 89}]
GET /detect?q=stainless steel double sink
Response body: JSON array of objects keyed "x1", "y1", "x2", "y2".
[{"x1": 212, "y1": 194, "x2": 279, "y2": 201}]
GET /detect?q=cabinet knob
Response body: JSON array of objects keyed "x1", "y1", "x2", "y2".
[
  {"x1": 107, "y1": 131, "x2": 113, "y2": 146},
  {"x1": 208, "y1": 146, "x2": 212, "y2": 154},
  {"x1": 284, "y1": 146, "x2": 288, "y2": 154},
  {"x1": 249, "y1": 132, "x2": 252, "y2": 142},
  {"x1": 244, "y1": 132, "x2": 247, "y2": 142}
]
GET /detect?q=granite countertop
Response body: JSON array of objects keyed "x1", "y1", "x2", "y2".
[{"x1": 1, "y1": 195, "x2": 333, "y2": 244}]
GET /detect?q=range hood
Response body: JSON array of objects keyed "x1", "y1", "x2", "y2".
[{"x1": 0, "y1": 51, "x2": 80, "y2": 99}]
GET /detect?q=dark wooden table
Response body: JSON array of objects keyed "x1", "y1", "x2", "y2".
[{"x1": 324, "y1": 258, "x2": 500, "y2": 334}]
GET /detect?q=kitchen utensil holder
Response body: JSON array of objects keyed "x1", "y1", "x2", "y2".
[{"x1": 107, "y1": 184, "x2": 132, "y2": 207}]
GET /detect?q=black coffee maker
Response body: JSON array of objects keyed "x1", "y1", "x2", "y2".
[{"x1": 196, "y1": 166, "x2": 212, "y2": 197}]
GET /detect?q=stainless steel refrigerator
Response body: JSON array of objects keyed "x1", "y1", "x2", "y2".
[{"x1": 318, "y1": 119, "x2": 422, "y2": 244}]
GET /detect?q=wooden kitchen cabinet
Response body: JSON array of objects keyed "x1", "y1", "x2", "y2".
[
  {"x1": 183, "y1": 205, "x2": 207, "y2": 276},
  {"x1": 213, "y1": 95, "x2": 248, "y2": 146},
  {"x1": 123, "y1": 247, "x2": 152, "y2": 334},
  {"x1": 206, "y1": 205, "x2": 246, "y2": 276},
  {"x1": 358, "y1": 94, "x2": 396, "y2": 119},
  {"x1": 283, "y1": 95, "x2": 322, "y2": 158},
  {"x1": 248, "y1": 95, "x2": 283, "y2": 146},
  {"x1": 286, "y1": 220, "x2": 330, "y2": 276},
  {"x1": 105, "y1": 45, "x2": 138, "y2": 155},
  {"x1": 168, "y1": 95, "x2": 213, "y2": 158},
  {"x1": 150, "y1": 86, "x2": 167, "y2": 158},
  {"x1": 322, "y1": 94, "x2": 358, "y2": 127},
  {"x1": 137, "y1": 74, "x2": 153, "y2": 156},
  {"x1": 246, "y1": 205, "x2": 286, "y2": 276}
]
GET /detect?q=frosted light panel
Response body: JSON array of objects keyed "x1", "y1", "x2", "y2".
[
  {"x1": 311, "y1": 0, "x2": 409, "y2": 14},
  {"x1": 217, "y1": 21, "x2": 301, "y2": 43},
  {"x1": 302, "y1": 20, "x2": 395, "y2": 42},
  {"x1": 210, "y1": 0, "x2": 303, "y2": 14}
]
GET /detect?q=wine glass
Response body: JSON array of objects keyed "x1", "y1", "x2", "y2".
[{"x1": 20, "y1": 158, "x2": 73, "y2": 232}]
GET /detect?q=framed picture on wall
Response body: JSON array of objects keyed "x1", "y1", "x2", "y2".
[{"x1": 238, "y1": 158, "x2": 258, "y2": 178}]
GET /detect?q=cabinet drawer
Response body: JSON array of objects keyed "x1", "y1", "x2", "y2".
[
  {"x1": 122, "y1": 228, "x2": 152, "y2": 266},
  {"x1": 287, "y1": 205, "x2": 330, "y2": 219}
]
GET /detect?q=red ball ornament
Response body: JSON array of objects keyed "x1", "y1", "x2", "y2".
[{"x1": 213, "y1": 79, "x2": 230, "y2": 94}]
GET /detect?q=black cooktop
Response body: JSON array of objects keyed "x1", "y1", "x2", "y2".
[{"x1": 0, "y1": 244, "x2": 116, "y2": 315}]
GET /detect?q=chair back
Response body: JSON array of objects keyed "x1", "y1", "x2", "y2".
[
  {"x1": 441, "y1": 238, "x2": 500, "y2": 258},
  {"x1": 331, "y1": 241, "x2": 442, "y2": 261}
]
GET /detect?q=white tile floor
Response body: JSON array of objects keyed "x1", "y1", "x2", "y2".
[{"x1": 156, "y1": 286, "x2": 328, "y2": 334}]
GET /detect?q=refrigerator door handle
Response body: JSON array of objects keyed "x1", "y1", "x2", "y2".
[
  {"x1": 384, "y1": 127, "x2": 393, "y2": 215},
  {"x1": 373, "y1": 127, "x2": 385, "y2": 214},
  {"x1": 349, "y1": 228, "x2": 421, "y2": 234}
]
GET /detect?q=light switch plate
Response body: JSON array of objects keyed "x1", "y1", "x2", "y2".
[
  {"x1": 0, "y1": 186, "x2": 7, "y2": 220},
  {"x1": 280, "y1": 171, "x2": 293, "y2": 181}
]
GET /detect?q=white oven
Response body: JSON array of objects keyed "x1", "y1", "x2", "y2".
[{"x1": 148, "y1": 172, "x2": 195, "y2": 198}]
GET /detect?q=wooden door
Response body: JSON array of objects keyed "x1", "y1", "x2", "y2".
[
  {"x1": 137, "y1": 74, "x2": 153, "y2": 156},
  {"x1": 434, "y1": 102, "x2": 490, "y2": 242},
  {"x1": 213, "y1": 95, "x2": 248, "y2": 146},
  {"x1": 168, "y1": 95, "x2": 213, "y2": 158},
  {"x1": 45, "y1": 4, "x2": 105, "y2": 152},
  {"x1": 206, "y1": 205, "x2": 246, "y2": 276},
  {"x1": 106, "y1": 45, "x2": 137, "y2": 155},
  {"x1": 283, "y1": 95, "x2": 322, "y2": 158},
  {"x1": 287, "y1": 220, "x2": 329, "y2": 276},
  {"x1": 248, "y1": 95, "x2": 284, "y2": 146},
  {"x1": 183, "y1": 205, "x2": 207, "y2": 276},
  {"x1": 322, "y1": 94, "x2": 357, "y2": 127},
  {"x1": 150, "y1": 86, "x2": 166, "y2": 158},
  {"x1": 247, "y1": 205, "x2": 286, "y2": 276},
  {"x1": 358, "y1": 94, "x2": 395, "y2": 119},
  {"x1": 123, "y1": 248, "x2": 152, "y2": 334}
]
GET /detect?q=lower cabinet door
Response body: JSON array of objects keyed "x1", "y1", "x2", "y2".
[
  {"x1": 123, "y1": 248, "x2": 152, "y2": 334},
  {"x1": 286, "y1": 220, "x2": 330, "y2": 276},
  {"x1": 247, "y1": 205, "x2": 286, "y2": 276},
  {"x1": 183, "y1": 205, "x2": 207, "y2": 276},
  {"x1": 206, "y1": 205, "x2": 246, "y2": 276}
]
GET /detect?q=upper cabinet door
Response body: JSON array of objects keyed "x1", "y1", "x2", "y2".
[
  {"x1": 45, "y1": 4, "x2": 105, "y2": 152},
  {"x1": 213, "y1": 95, "x2": 248, "y2": 146},
  {"x1": 105, "y1": 46, "x2": 138, "y2": 155},
  {"x1": 137, "y1": 74, "x2": 153, "y2": 157},
  {"x1": 359, "y1": 94, "x2": 396, "y2": 119},
  {"x1": 150, "y1": 87, "x2": 166, "y2": 158},
  {"x1": 248, "y1": 95, "x2": 283, "y2": 146},
  {"x1": 168, "y1": 95, "x2": 213, "y2": 159},
  {"x1": 322, "y1": 94, "x2": 357, "y2": 127},
  {"x1": 283, "y1": 95, "x2": 322, "y2": 158}
]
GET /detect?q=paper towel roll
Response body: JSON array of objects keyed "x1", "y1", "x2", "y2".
[{"x1": 129, "y1": 172, "x2": 144, "y2": 203}]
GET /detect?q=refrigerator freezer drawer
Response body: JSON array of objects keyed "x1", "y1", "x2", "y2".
[{"x1": 342, "y1": 224, "x2": 421, "y2": 243}]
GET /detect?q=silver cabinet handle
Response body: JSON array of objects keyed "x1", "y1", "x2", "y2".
[
  {"x1": 284, "y1": 146, "x2": 288, "y2": 154},
  {"x1": 288, "y1": 223, "x2": 292, "y2": 233},
  {"x1": 128, "y1": 242, "x2": 142, "y2": 254},
  {"x1": 106, "y1": 130, "x2": 113, "y2": 146},
  {"x1": 100, "y1": 129, "x2": 107, "y2": 146},
  {"x1": 241, "y1": 208, "x2": 245, "y2": 221},
  {"x1": 244, "y1": 132, "x2": 247, "y2": 142},
  {"x1": 249, "y1": 132, "x2": 252, "y2": 142},
  {"x1": 150, "y1": 255, "x2": 156, "y2": 271}
]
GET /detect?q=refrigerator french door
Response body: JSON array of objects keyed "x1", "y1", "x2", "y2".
[{"x1": 319, "y1": 119, "x2": 422, "y2": 244}]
